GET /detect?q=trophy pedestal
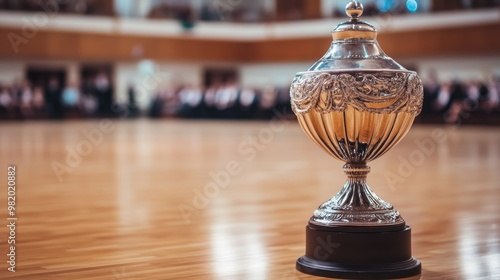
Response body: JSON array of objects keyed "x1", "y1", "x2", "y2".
[{"x1": 296, "y1": 222, "x2": 421, "y2": 279}]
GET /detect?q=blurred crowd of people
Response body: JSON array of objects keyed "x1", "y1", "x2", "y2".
[
  {"x1": 2, "y1": 0, "x2": 498, "y2": 24},
  {"x1": 0, "y1": 75, "x2": 293, "y2": 121},
  {"x1": 148, "y1": 81, "x2": 291, "y2": 119},
  {"x1": 421, "y1": 74, "x2": 500, "y2": 124},
  {"x1": 0, "y1": 72, "x2": 114, "y2": 120},
  {"x1": 0, "y1": 0, "x2": 113, "y2": 16},
  {"x1": 2, "y1": 74, "x2": 500, "y2": 125},
  {"x1": 146, "y1": 75, "x2": 500, "y2": 124},
  {"x1": 146, "y1": 1, "x2": 269, "y2": 25}
]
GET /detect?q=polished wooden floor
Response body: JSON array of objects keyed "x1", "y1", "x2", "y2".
[{"x1": 0, "y1": 120, "x2": 499, "y2": 280}]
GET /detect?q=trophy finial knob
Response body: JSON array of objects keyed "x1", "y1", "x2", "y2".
[
  {"x1": 346, "y1": 0, "x2": 363, "y2": 20},
  {"x1": 332, "y1": 0, "x2": 375, "y2": 40}
]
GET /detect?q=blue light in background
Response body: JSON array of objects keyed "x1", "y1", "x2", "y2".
[
  {"x1": 406, "y1": 0, "x2": 418, "y2": 13},
  {"x1": 377, "y1": 0, "x2": 394, "y2": 12}
]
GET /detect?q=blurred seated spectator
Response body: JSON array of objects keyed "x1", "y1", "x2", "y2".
[
  {"x1": 434, "y1": 84, "x2": 448, "y2": 112},
  {"x1": 81, "y1": 92, "x2": 97, "y2": 116},
  {"x1": 275, "y1": 87, "x2": 291, "y2": 113},
  {"x1": 126, "y1": 86, "x2": 140, "y2": 118},
  {"x1": 19, "y1": 81, "x2": 34, "y2": 119},
  {"x1": 178, "y1": 85, "x2": 204, "y2": 118},
  {"x1": 45, "y1": 76, "x2": 63, "y2": 119},
  {"x1": 203, "y1": 81, "x2": 219, "y2": 118},
  {"x1": 94, "y1": 72, "x2": 113, "y2": 116},
  {"x1": 148, "y1": 85, "x2": 179, "y2": 118},
  {"x1": 465, "y1": 80, "x2": 480, "y2": 103},
  {"x1": 255, "y1": 85, "x2": 278, "y2": 119},
  {"x1": 0, "y1": 84, "x2": 15, "y2": 119},
  {"x1": 148, "y1": 91, "x2": 164, "y2": 118},
  {"x1": 200, "y1": 3, "x2": 220, "y2": 21},
  {"x1": 442, "y1": 80, "x2": 468, "y2": 124},
  {"x1": 32, "y1": 86, "x2": 46, "y2": 118},
  {"x1": 237, "y1": 88, "x2": 259, "y2": 119},
  {"x1": 161, "y1": 86, "x2": 181, "y2": 117},
  {"x1": 423, "y1": 71, "x2": 440, "y2": 114},
  {"x1": 214, "y1": 80, "x2": 239, "y2": 119},
  {"x1": 486, "y1": 75, "x2": 500, "y2": 112},
  {"x1": 62, "y1": 83, "x2": 81, "y2": 118}
]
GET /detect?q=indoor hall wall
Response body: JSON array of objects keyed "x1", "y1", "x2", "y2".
[
  {"x1": 239, "y1": 63, "x2": 312, "y2": 88},
  {"x1": 0, "y1": 61, "x2": 24, "y2": 84},
  {"x1": 0, "y1": 59, "x2": 80, "y2": 85},
  {"x1": 238, "y1": 57, "x2": 500, "y2": 88}
]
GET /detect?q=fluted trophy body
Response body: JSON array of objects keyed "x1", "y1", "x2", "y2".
[
  {"x1": 292, "y1": 71, "x2": 422, "y2": 163},
  {"x1": 291, "y1": 70, "x2": 422, "y2": 227}
]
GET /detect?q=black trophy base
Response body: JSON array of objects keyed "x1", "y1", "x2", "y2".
[{"x1": 296, "y1": 223, "x2": 421, "y2": 279}]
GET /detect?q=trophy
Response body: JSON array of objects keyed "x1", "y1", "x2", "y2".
[{"x1": 290, "y1": 1, "x2": 423, "y2": 278}]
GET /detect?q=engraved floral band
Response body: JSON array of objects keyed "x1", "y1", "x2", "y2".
[{"x1": 290, "y1": 71, "x2": 423, "y2": 116}]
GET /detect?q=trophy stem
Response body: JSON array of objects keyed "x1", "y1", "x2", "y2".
[
  {"x1": 310, "y1": 163, "x2": 405, "y2": 228},
  {"x1": 343, "y1": 163, "x2": 371, "y2": 198},
  {"x1": 339, "y1": 163, "x2": 387, "y2": 210}
]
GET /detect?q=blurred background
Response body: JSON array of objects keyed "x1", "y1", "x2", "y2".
[
  {"x1": 1, "y1": 2, "x2": 499, "y2": 279},
  {"x1": 0, "y1": 0, "x2": 499, "y2": 124}
]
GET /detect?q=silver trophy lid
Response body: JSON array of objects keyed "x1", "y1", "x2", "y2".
[{"x1": 307, "y1": 0, "x2": 406, "y2": 72}]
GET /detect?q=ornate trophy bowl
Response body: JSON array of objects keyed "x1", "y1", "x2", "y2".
[{"x1": 291, "y1": 1, "x2": 423, "y2": 279}]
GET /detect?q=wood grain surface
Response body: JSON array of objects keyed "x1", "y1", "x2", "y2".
[
  {"x1": 1, "y1": 22, "x2": 499, "y2": 62},
  {"x1": 0, "y1": 120, "x2": 498, "y2": 279}
]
